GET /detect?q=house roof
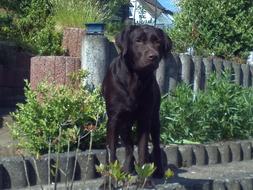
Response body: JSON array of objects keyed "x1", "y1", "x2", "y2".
[
  {"x1": 144, "y1": 0, "x2": 166, "y2": 11},
  {"x1": 143, "y1": 0, "x2": 179, "y2": 14},
  {"x1": 158, "y1": 0, "x2": 179, "y2": 13},
  {"x1": 136, "y1": 0, "x2": 179, "y2": 17},
  {"x1": 137, "y1": 0, "x2": 174, "y2": 18}
]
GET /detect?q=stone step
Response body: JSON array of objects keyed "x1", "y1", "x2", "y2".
[
  {"x1": 18, "y1": 160, "x2": 253, "y2": 190},
  {"x1": 0, "y1": 149, "x2": 252, "y2": 190}
]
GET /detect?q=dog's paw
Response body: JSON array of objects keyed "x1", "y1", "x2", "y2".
[
  {"x1": 98, "y1": 182, "x2": 116, "y2": 190},
  {"x1": 152, "y1": 168, "x2": 165, "y2": 179},
  {"x1": 140, "y1": 178, "x2": 155, "y2": 189}
]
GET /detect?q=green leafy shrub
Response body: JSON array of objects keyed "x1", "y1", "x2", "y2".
[
  {"x1": 0, "y1": 0, "x2": 63, "y2": 55},
  {"x1": 169, "y1": 0, "x2": 253, "y2": 62},
  {"x1": 160, "y1": 72, "x2": 253, "y2": 144},
  {"x1": 9, "y1": 71, "x2": 106, "y2": 156}
]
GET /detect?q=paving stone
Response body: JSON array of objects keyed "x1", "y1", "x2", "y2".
[
  {"x1": 0, "y1": 164, "x2": 3, "y2": 189},
  {"x1": 218, "y1": 143, "x2": 232, "y2": 163},
  {"x1": 240, "y1": 178, "x2": 253, "y2": 190},
  {"x1": 240, "y1": 141, "x2": 252, "y2": 160},
  {"x1": 164, "y1": 146, "x2": 180, "y2": 167},
  {"x1": 76, "y1": 151, "x2": 99, "y2": 181},
  {"x1": 116, "y1": 147, "x2": 125, "y2": 165},
  {"x1": 92, "y1": 149, "x2": 106, "y2": 165},
  {"x1": 178, "y1": 145, "x2": 193, "y2": 167},
  {"x1": 0, "y1": 157, "x2": 27, "y2": 189},
  {"x1": 205, "y1": 145, "x2": 220, "y2": 164},
  {"x1": 230, "y1": 142, "x2": 243, "y2": 162},
  {"x1": 225, "y1": 180, "x2": 241, "y2": 190},
  {"x1": 192, "y1": 145, "x2": 207, "y2": 166},
  {"x1": 192, "y1": 181, "x2": 211, "y2": 190},
  {"x1": 212, "y1": 180, "x2": 226, "y2": 190},
  {"x1": 27, "y1": 155, "x2": 51, "y2": 185}
]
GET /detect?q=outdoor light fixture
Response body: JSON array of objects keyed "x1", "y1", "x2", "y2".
[{"x1": 85, "y1": 23, "x2": 105, "y2": 35}]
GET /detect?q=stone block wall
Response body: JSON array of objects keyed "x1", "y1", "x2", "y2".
[
  {"x1": 62, "y1": 27, "x2": 85, "y2": 57},
  {"x1": 0, "y1": 28, "x2": 85, "y2": 108},
  {"x1": 30, "y1": 56, "x2": 81, "y2": 89},
  {"x1": 30, "y1": 28, "x2": 85, "y2": 89}
]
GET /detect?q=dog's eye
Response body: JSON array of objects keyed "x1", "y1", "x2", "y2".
[
  {"x1": 153, "y1": 39, "x2": 161, "y2": 45},
  {"x1": 135, "y1": 38, "x2": 143, "y2": 43}
]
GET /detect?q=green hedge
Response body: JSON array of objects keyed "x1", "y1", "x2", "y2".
[
  {"x1": 160, "y1": 72, "x2": 253, "y2": 144},
  {"x1": 0, "y1": 0, "x2": 63, "y2": 55},
  {"x1": 169, "y1": 0, "x2": 253, "y2": 62}
]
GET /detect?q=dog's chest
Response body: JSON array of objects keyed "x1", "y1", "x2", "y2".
[{"x1": 125, "y1": 75, "x2": 153, "y2": 110}]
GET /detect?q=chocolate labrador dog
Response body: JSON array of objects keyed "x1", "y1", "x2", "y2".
[{"x1": 102, "y1": 25, "x2": 172, "y2": 178}]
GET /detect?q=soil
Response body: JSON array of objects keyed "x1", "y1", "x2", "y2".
[{"x1": 0, "y1": 111, "x2": 19, "y2": 157}]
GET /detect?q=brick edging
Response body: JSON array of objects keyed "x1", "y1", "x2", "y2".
[{"x1": 0, "y1": 140, "x2": 252, "y2": 189}]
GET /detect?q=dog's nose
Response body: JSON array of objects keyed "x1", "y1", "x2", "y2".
[{"x1": 148, "y1": 52, "x2": 159, "y2": 61}]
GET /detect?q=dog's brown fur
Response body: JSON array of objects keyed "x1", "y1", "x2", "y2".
[{"x1": 102, "y1": 25, "x2": 172, "y2": 178}]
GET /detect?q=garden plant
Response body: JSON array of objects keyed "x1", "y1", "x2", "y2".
[
  {"x1": 169, "y1": 0, "x2": 253, "y2": 62},
  {"x1": 0, "y1": 0, "x2": 128, "y2": 55},
  {"x1": 9, "y1": 70, "x2": 106, "y2": 156},
  {"x1": 160, "y1": 72, "x2": 253, "y2": 144}
]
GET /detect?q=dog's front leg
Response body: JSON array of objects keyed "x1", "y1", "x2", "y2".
[
  {"x1": 106, "y1": 118, "x2": 119, "y2": 163},
  {"x1": 150, "y1": 112, "x2": 164, "y2": 178}
]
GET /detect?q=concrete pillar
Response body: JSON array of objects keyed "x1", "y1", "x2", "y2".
[
  {"x1": 241, "y1": 64, "x2": 251, "y2": 87},
  {"x1": 232, "y1": 62, "x2": 242, "y2": 85},
  {"x1": 156, "y1": 58, "x2": 168, "y2": 94},
  {"x1": 192, "y1": 56, "x2": 205, "y2": 92},
  {"x1": 180, "y1": 54, "x2": 193, "y2": 85},
  {"x1": 213, "y1": 57, "x2": 223, "y2": 78},
  {"x1": 156, "y1": 52, "x2": 180, "y2": 95},
  {"x1": 250, "y1": 65, "x2": 253, "y2": 87},
  {"x1": 81, "y1": 34, "x2": 111, "y2": 88},
  {"x1": 203, "y1": 57, "x2": 214, "y2": 88}
]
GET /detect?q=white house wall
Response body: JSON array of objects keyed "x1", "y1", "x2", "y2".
[
  {"x1": 130, "y1": 0, "x2": 154, "y2": 24},
  {"x1": 130, "y1": 0, "x2": 174, "y2": 28}
]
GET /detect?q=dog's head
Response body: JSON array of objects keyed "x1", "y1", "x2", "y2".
[{"x1": 116, "y1": 25, "x2": 172, "y2": 72}]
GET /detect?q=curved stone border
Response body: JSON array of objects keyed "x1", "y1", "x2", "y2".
[
  {"x1": 0, "y1": 140, "x2": 252, "y2": 189},
  {"x1": 164, "y1": 140, "x2": 252, "y2": 168},
  {"x1": 0, "y1": 151, "x2": 99, "y2": 189}
]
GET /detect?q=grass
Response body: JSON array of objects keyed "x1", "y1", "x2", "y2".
[{"x1": 51, "y1": 0, "x2": 110, "y2": 31}]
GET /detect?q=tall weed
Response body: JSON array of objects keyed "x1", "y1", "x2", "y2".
[{"x1": 51, "y1": 0, "x2": 110, "y2": 31}]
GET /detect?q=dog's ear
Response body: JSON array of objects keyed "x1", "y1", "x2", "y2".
[
  {"x1": 115, "y1": 25, "x2": 137, "y2": 56},
  {"x1": 157, "y1": 28, "x2": 173, "y2": 57}
]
